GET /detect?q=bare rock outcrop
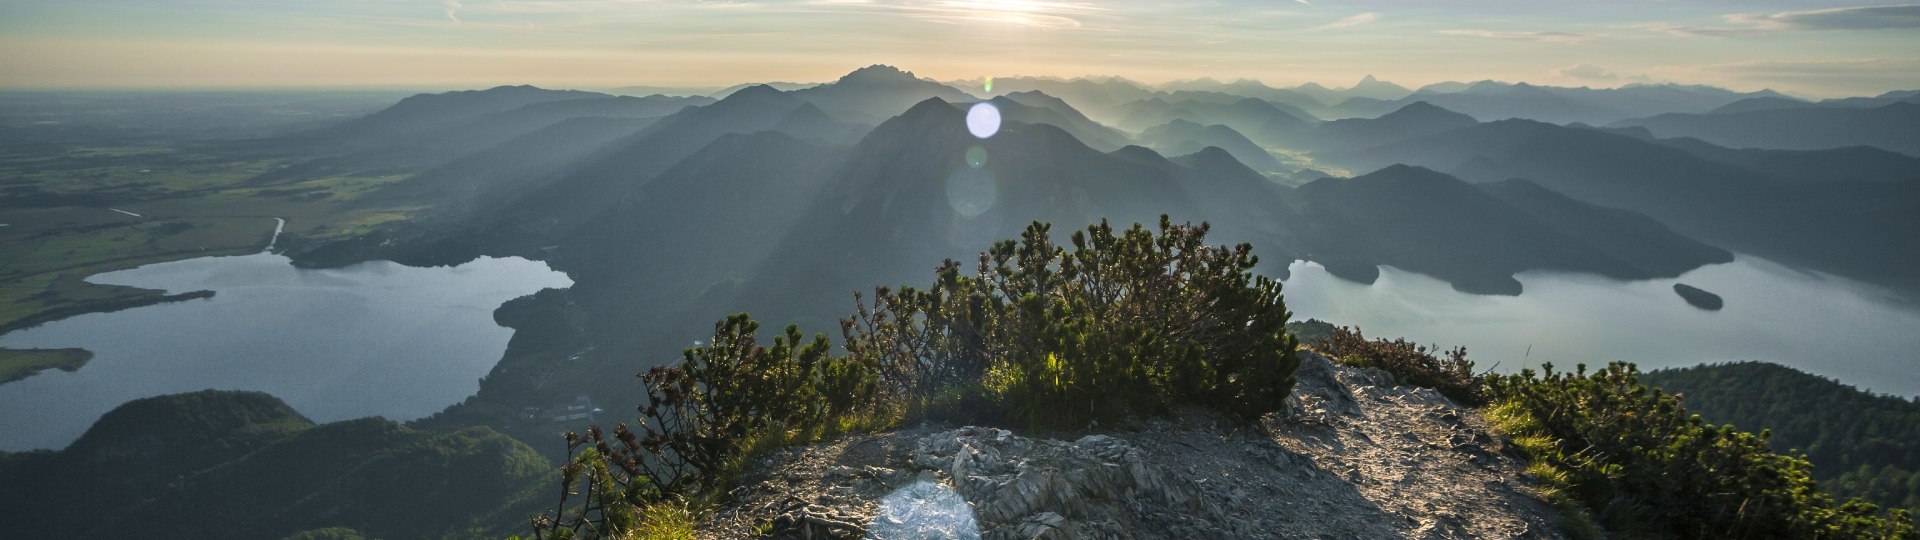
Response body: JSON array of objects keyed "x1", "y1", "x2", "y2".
[{"x1": 699, "y1": 353, "x2": 1565, "y2": 539}]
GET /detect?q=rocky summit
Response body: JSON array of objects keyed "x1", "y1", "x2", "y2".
[{"x1": 700, "y1": 353, "x2": 1565, "y2": 539}]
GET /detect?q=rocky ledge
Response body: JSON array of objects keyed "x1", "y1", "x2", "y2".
[{"x1": 699, "y1": 353, "x2": 1567, "y2": 539}]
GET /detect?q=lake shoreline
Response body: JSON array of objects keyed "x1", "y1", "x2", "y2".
[
  {"x1": 0, "y1": 288, "x2": 215, "y2": 387},
  {"x1": 1281, "y1": 254, "x2": 1920, "y2": 399},
  {"x1": 0, "y1": 252, "x2": 571, "y2": 451},
  {"x1": 0, "y1": 348, "x2": 94, "y2": 385},
  {"x1": 0, "y1": 288, "x2": 216, "y2": 337}
]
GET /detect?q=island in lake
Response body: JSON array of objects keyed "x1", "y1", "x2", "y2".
[{"x1": 1674, "y1": 283, "x2": 1725, "y2": 311}]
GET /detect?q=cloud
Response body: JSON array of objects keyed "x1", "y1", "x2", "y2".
[
  {"x1": 1436, "y1": 29, "x2": 1596, "y2": 43},
  {"x1": 1727, "y1": 4, "x2": 1920, "y2": 31},
  {"x1": 1552, "y1": 63, "x2": 1617, "y2": 82},
  {"x1": 1625, "y1": 22, "x2": 1742, "y2": 37},
  {"x1": 443, "y1": 0, "x2": 463, "y2": 24},
  {"x1": 1311, "y1": 12, "x2": 1378, "y2": 31},
  {"x1": 1645, "y1": 4, "x2": 1920, "y2": 36},
  {"x1": 793, "y1": 0, "x2": 1106, "y2": 30}
]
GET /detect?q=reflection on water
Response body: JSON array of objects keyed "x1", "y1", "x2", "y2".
[
  {"x1": 0, "y1": 252, "x2": 571, "y2": 451},
  {"x1": 1282, "y1": 255, "x2": 1920, "y2": 397}
]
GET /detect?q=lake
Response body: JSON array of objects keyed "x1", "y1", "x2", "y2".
[
  {"x1": 1282, "y1": 255, "x2": 1920, "y2": 398},
  {"x1": 4, "y1": 250, "x2": 1913, "y2": 451},
  {"x1": 0, "y1": 252, "x2": 571, "y2": 451}
]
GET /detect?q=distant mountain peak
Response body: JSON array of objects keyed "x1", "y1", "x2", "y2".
[
  {"x1": 1372, "y1": 163, "x2": 1440, "y2": 176},
  {"x1": 1463, "y1": 80, "x2": 1510, "y2": 92},
  {"x1": 1187, "y1": 145, "x2": 1238, "y2": 163},
  {"x1": 1111, "y1": 145, "x2": 1171, "y2": 164},
  {"x1": 481, "y1": 84, "x2": 543, "y2": 92},
  {"x1": 780, "y1": 101, "x2": 831, "y2": 120},
  {"x1": 1163, "y1": 117, "x2": 1205, "y2": 129},
  {"x1": 1706, "y1": 96, "x2": 1808, "y2": 114},
  {"x1": 1231, "y1": 97, "x2": 1278, "y2": 109},
  {"x1": 1346, "y1": 164, "x2": 1465, "y2": 188},
  {"x1": 724, "y1": 83, "x2": 790, "y2": 101},
  {"x1": 1353, "y1": 74, "x2": 1407, "y2": 91},
  {"x1": 889, "y1": 97, "x2": 961, "y2": 124},
  {"x1": 1381, "y1": 100, "x2": 1474, "y2": 123},
  {"x1": 1396, "y1": 100, "x2": 1443, "y2": 113},
  {"x1": 839, "y1": 64, "x2": 919, "y2": 84},
  {"x1": 997, "y1": 90, "x2": 1068, "y2": 110}
]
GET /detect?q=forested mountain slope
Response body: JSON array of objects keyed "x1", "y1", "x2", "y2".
[{"x1": 1645, "y1": 362, "x2": 1920, "y2": 515}]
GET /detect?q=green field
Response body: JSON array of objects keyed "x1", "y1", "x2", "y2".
[
  {"x1": 0, "y1": 348, "x2": 92, "y2": 384},
  {"x1": 0, "y1": 144, "x2": 418, "y2": 381}
]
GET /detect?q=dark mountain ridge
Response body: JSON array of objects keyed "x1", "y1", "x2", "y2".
[
  {"x1": 1113, "y1": 95, "x2": 1318, "y2": 147},
  {"x1": 790, "y1": 64, "x2": 978, "y2": 123},
  {"x1": 1288, "y1": 166, "x2": 1729, "y2": 293},
  {"x1": 0, "y1": 391, "x2": 546, "y2": 540},
  {"x1": 1637, "y1": 135, "x2": 1920, "y2": 185},
  {"x1": 1290, "y1": 74, "x2": 1415, "y2": 106},
  {"x1": 1306, "y1": 101, "x2": 1479, "y2": 152},
  {"x1": 1334, "y1": 82, "x2": 1786, "y2": 125},
  {"x1": 267, "y1": 86, "x2": 712, "y2": 179},
  {"x1": 1328, "y1": 118, "x2": 1920, "y2": 297},
  {"x1": 1610, "y1": 101, "x2": 1920, "y2": 156},
  {"x1": 1138, "y1": 119, "x2": 1288, "y2": 173},
  {"x1": 986, "y1": 92, "x2": 1132, "y2": 151}
]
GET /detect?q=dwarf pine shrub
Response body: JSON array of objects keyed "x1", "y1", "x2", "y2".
[
  {"x1": 531, "y1": 316, "x2": 879, "y2": 539},
  {"x1": 1485, "y1": 362, "x2": 1918, "y2": 539},
  {"x1": 842, "y1": 217, "x2": 1302, "y2": 429},
  {"x1": 535, "y1": 217, "x2": 1307, "y2": 536},
  {"x1": 1314, "y1": 326, "x2": 1483, "y2": 406}
]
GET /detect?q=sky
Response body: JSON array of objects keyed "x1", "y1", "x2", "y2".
[{"x1": 1, "y1": 0, "x2": 1917, "y2": 97}]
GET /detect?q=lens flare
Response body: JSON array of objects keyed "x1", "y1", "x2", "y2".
[
  {"x1": 866, "y1": 480, "x2": 981, "y2": 540},
  {"x1": 945, "y1": 168, "x2": 997, "y2": 218},
  {"x1": 966, "y1": 102, "x2": 1001, "y2": 139},
  {"x1": 965, "y1": 145, "x2": 988, "y2": 168}
]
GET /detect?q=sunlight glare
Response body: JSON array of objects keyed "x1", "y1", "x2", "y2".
[
  {"x1": 866, "y1": 480, "x2": 981, "y2": 540},
  {"x1": 966, "y1": 102, "x2": 1001, "y2": 139},
  {"x1": 946, "y1": 168, "x2": 997, "y2": 218}
]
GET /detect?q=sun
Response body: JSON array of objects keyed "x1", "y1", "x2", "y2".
[
  {"x1": 949, "y1": 0, "x2": 1050, "y2": 13},
  {"x1": 933, "y1": 0, "x2": 1094, "y2": 29}
]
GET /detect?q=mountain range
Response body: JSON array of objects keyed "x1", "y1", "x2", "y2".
[
  {"x1": 1611, "y1": 101, "x2": 1920, "y2": 156},
  {"x1": 177, "y1": 63, "x2": 1912, "y2": 461},
  {"x1": 1331, "y1": 81, "x2": 1790, "y2": 125},
  {"x1": 1322, "y1": 118, "x2": 1920, "y2": 293},
  {"x1": 7, "y1": 64, "x2": 1917, "y2": 538}
]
